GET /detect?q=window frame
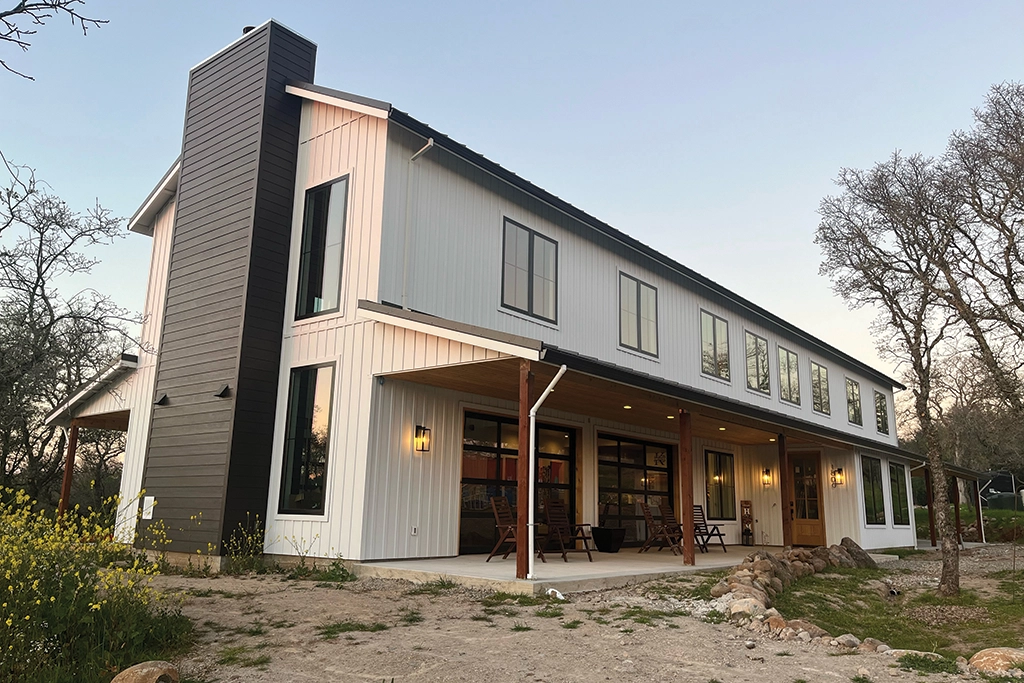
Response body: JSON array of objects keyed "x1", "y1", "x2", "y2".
[
  {"x1": 778, "y1": 346, "x2": 801, "y2": 405},
  {"x1": 889, "y1": 462, "x2": 910, "y2": 526},
  {"x1": 874, "y1": 390, "x2": 890, "y2": 434},
  {"x1": 618, "y1": 272, "x2": 659, "y2": 357},
  {"x1": 295, "y1": 175, "x2": 350, "y2": 321},
  {"x1": 699, "y1": 310, "x2": 731, "y2": 381},
  {"x1": 744, "y1": 331, "x2": 771, "y2": 395},
  {"x1": 500, "y1": 217, "x2": 558, "y2": 324},
  {"x1": 810, "y1": 360, "x2": 831, "y2": 415},
  {"x1": 277, "y1": 362, "x2": 336, "y2": 516},
  {"x1": 861, "y1": 455, "x2": 886, "y2": 526},
  {"x1": 705, "y1": 449, "x2": 737, "y2": 521},
  {"x1": 846, "y1": 377, "x2": 863, "y2": 426}
]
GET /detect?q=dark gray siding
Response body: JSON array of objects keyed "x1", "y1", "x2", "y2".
[{"x1": 142, "y1": 22, "x2": 315, "y2": 553}]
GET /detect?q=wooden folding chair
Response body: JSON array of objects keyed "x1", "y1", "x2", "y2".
[
  {"x1": 693, "y1": 504, "x2": 728, "y2": 553},
  {"x1": 486, "y1": 496, "x2": 517, "y2": 562},
  {"x1": 538, "y1": 499, "x2": 594, "y2": 562},
  {"x1": 638, "y1": 501, "x2": 682, "y2": 554}
]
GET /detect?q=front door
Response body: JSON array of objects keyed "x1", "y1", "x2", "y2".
[{"x1": 790, "y1": 452, "x2": 826, "y2": 546}]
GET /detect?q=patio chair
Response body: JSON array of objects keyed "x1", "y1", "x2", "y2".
[
  {"x1": 538, "y1": 499, "x2": 594, "y2": 563},
  {"x1": 693, "y1": 504, "x2": 728, "y2": 553},
  {"x1": 638, "y1": 501, "x2": 682, "y2": 555},
  {"x1": 485, "y1": 496, "x2": 517, "y2": 562}
]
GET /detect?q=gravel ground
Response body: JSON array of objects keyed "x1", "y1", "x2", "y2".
[{"x1": 160, "y1": 544, "x2": 1022, "y2": 683}]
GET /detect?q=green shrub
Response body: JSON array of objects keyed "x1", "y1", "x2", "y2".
[{"x1": 0, "y1": 489, "x2": 192, "y2": 682}]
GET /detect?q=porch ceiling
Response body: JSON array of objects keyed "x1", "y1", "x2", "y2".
[
  {"x1": 72, "y1": 410, "x2": 130, "y2": 431},
  {"x1": 383, "y1": 358, "x2": 824, "y2": 448}
]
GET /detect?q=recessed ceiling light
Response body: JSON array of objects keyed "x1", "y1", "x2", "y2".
[
  {"x1": 718, "y1": 427, "x2": 726, "y2": 431},
  {"x1": 666, "y1": 415, "x2": 674, "y2": 419},
  {"x1": 623, "y1": 405, "x2": 632, "y2": 410},
  {"x1": 769, "y1": 438, "x2": 776, "y2": 442}
]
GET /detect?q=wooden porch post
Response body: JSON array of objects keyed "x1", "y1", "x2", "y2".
[
  {"x1": 516, "y1": 359, "x2": 533, "y2": 580},
  {"x1": 777, "y1": 433, "x2": 793, "y2": 548},
  {"x1": 924, "y1": 468, "x2": 937, "y2": 547},
  {"x1": 953, "y1": 476, "x2": 962, "y2": 544},
  {"x1": 57, "y1": 421, "x2": 80, "y2": 517},
  {"x1": 974, "y1": 480, "x2": 985, "y2": 543},
  {"x1": 678, "y1": 409, "x2": 695, "y2": 566}
]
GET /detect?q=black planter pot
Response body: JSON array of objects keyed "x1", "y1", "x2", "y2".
[{"x1": 591, "y1": 526, "x2": 627, "y2": 553}]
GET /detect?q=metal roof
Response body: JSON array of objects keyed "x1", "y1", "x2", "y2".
[{"x1": 44, "y1": 353, "x2": 139, "y2": 427}]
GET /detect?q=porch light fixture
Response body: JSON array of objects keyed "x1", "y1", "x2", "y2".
[
  {"x1": 769, "y1": 437, "x2": 776, "y2": 442},
  {"x1": 830, "y1": 466, "x2": 845, "y2": 488},
  {"x1": 414, "y1": 425, "x2": 431, "y2": 452},
  {"x1": 623, "y1": 405, "x2": 632, "y2": 410},
  {"x1": 761, "y1": 468, "x2": 772, "y2": 487},
  {"x1": 666, "y1": 414, "x2": 674, "y2": 419},
  {"x1": 718, "y1": 426, "x2": 726, "y2": 431}
]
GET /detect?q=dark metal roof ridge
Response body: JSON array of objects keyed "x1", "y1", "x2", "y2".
[
  {"x1": 286, "y1": 81, "x2": 391, "y2": 112},
  {"x1": 540, "y1": 346, "x2": 970, "y2": 475},
  {"x1": 358, "y1": 300, "x2": 543, "y2": 351},
  {"x1": 384, "y1": 108, "x2": 905, "y2": 392}
]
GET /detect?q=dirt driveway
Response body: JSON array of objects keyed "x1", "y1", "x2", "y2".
[{"x1": 159, "y1": 548, "x2": 1012, "y2": 683}]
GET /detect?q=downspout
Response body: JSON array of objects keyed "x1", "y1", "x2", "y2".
[
  {"x1": 400, "y1": 138, "x2": 434, "y2": 309},
  {"x1": 527, "y1": 364, "x2": 567, "y2": 580}
]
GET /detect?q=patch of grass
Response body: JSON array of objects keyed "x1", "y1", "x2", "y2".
[
  {"x1": 511, "y1": 622, "x2": 533, "y2": 632},
  {"x1": 217, "y1": 644, "x2": 271, "y2": 668},
  {"x1": 591, "y1": 616, "x2": 610, "y2": 625},
  {"x1": 287, "y1": 558, "x2": 357, "y2": 584},
  {"x1": 702, "y1": 609, "x2": 726, "y2": 624},
  {"x1": 399, "y1": 608, "x2": 424, "y2": 625},
  {"x1": 897, "y1": 653, "x2": 959, "y2": 674},
  {"x1": 851, "y1": 676, "x2": 872, "y2": 683},
  {"x1": 562, "y1": 620, "x2": 583, "y2": 629},
  {"x1": 876, "y1": 547, "x2": 928, "y2": 559},
  {"x1": 407, "y1": 577, "x2": 460, "y2": 596},
  {"x1": 234, "y1": 621, "x2": 268, "y2": 637},
  {"x1": 479, "y1": 591, "x2": 547, "y2": 607},
  {"x1": 483, "y1": 606, "x2": 519, "y2": 617},
  {"x1": 616, "y1": 606, "x2": 687, "y2": 625},
  {"x1": 203, "y1": 620, "x2": 231, "y2": 633},
  {"x1": 646, "y1": 569, "x2": 730, "y2": 601},
  {"x1": 470, "y1": 614, "x2": 494, "y2": 622},
  {"x1": 316, "y1": 620, "x2": 389, "y2": 639},
  {"x1": 534, "y1": 605, "x2": 564, "y2": 618},
  {"x1": 620, "y1": 627, "x2": 634, "y2": 634}
]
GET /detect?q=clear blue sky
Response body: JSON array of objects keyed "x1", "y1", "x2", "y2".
[{"x1": 2, "y1": 1, "x2": 1022, "y2": 378}]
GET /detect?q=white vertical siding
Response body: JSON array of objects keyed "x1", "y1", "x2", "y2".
[
  {"x1": 114, "y1": 197, "x2": 176, "y2": 539},
  {"x1": 378, "y1": 124, "x2": 899, "y2": 449}
]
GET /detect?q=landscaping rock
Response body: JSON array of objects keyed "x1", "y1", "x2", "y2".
[
  {"x1": 710, "y1": 581, "x2": 732, "y2": 598},
  {"x1": 786, "y1": 619, "x2": 829, "y2": 638},
  {"x1": 859, "y1": 637, "x2": 884, "y2": 652},
  {"x1": 876, "y1": 644, "x2": 890, "y2": 654},
  {"x1": 968, "y1": 647, "x2": 1024, "y2": 674},
  {"x1": 829, "y1": 544, "x2": 857, "y2": 568},
  {"x1": 840, "y1": 537, "x2": 878, "y2": 569},
  {"x1": 835, "y1": 633, "x2": 861, "y2": 648},
  {"x1": 729, "y1": 598, "x2": 766, "y2": 618},
  {"x1": 766, "y1": 616, "x2": 786, "y2": 631},
  {"x1": 111, "y1": 661, "x2": 179, "y2": 683}
]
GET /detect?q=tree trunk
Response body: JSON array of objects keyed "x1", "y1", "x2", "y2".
[{"x1": 920, "y1": 408, "x2": 960, "y2": 596}]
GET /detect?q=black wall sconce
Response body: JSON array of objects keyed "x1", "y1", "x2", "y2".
[
  {"x1": 761, "y1": 467, "x2": 772, "y2": 487},
  {"x1": 414, "y1": 425, "x2": 431, "y2": 452},
  {"x1": 830, "y1": 466, "x2": 845, "y2": 488}
]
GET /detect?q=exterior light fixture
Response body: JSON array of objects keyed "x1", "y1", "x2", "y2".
[
  {"x1": 718, "y1": 426, "x2": 726, "y2": 431},
  {"x1": 414, "y1": 425, "x2": 431, "y2": 452},
  {"x1": 830, "y1": 466, "x2": 845, "y2": 488},
  {"x1": 769, "y1": 437, "x2": 776, "y2": 442},
  {"x1": 623, "y1": 405, "x2": 632, "y2": 410},
  {"x1": 666, "y1": 415, "x2": 674, "y2": 419},
  {"x1": 761, "y1": 468, "x2": 772, "y2": 487}
]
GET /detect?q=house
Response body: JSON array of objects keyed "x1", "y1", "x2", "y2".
[{"x1": 46, "y1": 20, "x2": 981, "y2": 577}]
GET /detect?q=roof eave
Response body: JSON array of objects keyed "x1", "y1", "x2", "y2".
[{"x1": 128, "y1": 159, "x2": 181, "y2": 236}]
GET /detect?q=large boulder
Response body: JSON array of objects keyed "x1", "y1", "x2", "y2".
[
  {"x1": 968, "y1": 647, "x2": 1024, "y2": 674},
  {"x1": 786, "y1": 619, "x2": 829, "y2": 638},
  {"x1": 729, "y1": 597, "x2": 766, "y2": 618},
  {"x1": 111, "y1": 662, "x2": 179, "y2": 683},
  {"x1": 840, "y1": 537, "x2": 878, "y2": 569}
]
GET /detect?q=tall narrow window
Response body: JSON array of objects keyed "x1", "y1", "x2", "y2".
[
  {"x1": 745, "y1": 331, "x2": 770, "y2": 394},
  {"x1": 862, "y1": 455, "x2": 885, "y2": 525},
  {"x1": 619, "y1": 273, "x2": 658, "y2": 356},
  {"x1": 700, "y1": 310, "x2": 730, "y2": 380},
  {"x1": 874, "y1": 391, "x2": 889, "y2": 434},
  {"x1": 810, "y1": 361, "x2": 830, "y2": 414},
  {"x1": 705, "y1": 450, "x2": 736, "y2": 520},
  {"x1": 279, "y1": 364, "x2": 335, "y2": 514},
  {"x1": 296, "y1": 177, "x2": 348, "y2": 319},
  {"x1": 846, "y1": 378, "x2": 862, "y2": 425},
  {"x1": 502, "y1": 218, "x2": 557, "y2": 323},
  {"x1": 889, "y1": 462, "x2": 910, "y2": 525},
  {"x1": 778, "y1": 347, "x2": 800, "y2": 404}
]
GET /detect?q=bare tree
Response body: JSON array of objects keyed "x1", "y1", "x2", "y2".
[
  {"x1": 0, "y1": 0, "x2": 105, "y2": 79},
  {"x1": 816, "y1": 153, "x2": 962, "y2": 595}
]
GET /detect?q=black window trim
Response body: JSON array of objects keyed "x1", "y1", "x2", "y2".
[
  {"x1": 846, "y1": 377, "x2": 863, "y2": 426},
  {"x1": 618, "y1": 271, "x2": 659, "y2": 358},
  {"x1": 778, "y1": 345, "x2": 801, "y2": 406},
  {"x1": 277, "y1": 361, "x2": 336, "y2": 516},
  {"x1": 861, "y1": 454, "x2": 886, "y2": 526},
  {"x1": 699, "y1": 309, "x2": 731, "y2": 382},
  {"x1": 874, "y1": 390, "x2": 890, "y2": 435},
  {"x1": 889, "y1": 461, "x2": 910, "y2": 526},
  {"x1": 810, "y1": 359, "x2": 831, "y2": 416},
  {"x1": 704, "y1": 448, "x2": 737, "y2": 521},
  {"x1": 295, "y1": 174, "x2": 350, "y2": 322},
  {"x1": 500, "y1": 217, "x2": 558, "y2": 324},
  {"x1": 743, "y1": 330, "x2": 770, "y2": 395}
]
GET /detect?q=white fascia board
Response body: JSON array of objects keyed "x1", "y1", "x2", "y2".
[
  {"x1": 357, "y1": 308, "x2": 541, "y2": 361},
  {"x1": 128, "y1": 161, "x2": 181, "y2": 235},
  {"x1": 43, "y1": 357, "x2": 139, "y2": 427},
  {"x1": 285, "y1": 84, "x2": 389, "y2": 119}
]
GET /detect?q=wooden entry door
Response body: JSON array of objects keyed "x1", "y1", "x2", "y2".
[{"x1": 790, "y1": 452, "x2": 826, "y2": 547}]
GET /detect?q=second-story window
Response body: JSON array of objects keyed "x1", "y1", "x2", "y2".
[
  {"x1": 874, "y1": 391, "x2": 889, "y2": 434},
  {"x1": 700, "y1": 310, "x2": 730, "y2": 380},
  {"x1": 810, "y1": 361, "x2": 830, "y2": 414},
  {"x1": 745, "y1": 331, "x2": 770, "y2": 394},
  {"x1": 296, "y1": 176, "x2": 348, "y2": 319},
  {"x1": 778, "y1": 346, "x2": 800, "y2": 404},
  {"x1": 619, "y1": 273, "x2": 658, "y2": 356},
  {"x1": 502, "y1": 218, "x2": 557, "y2": 323},
  {"x1": 846, "y1": 378, "x2": 862, "y2": 425}
]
